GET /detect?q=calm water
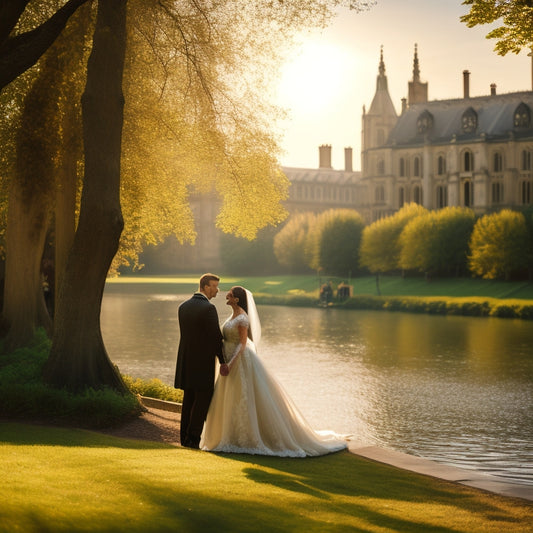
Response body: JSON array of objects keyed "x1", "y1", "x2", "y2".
[{"x1": 101, "y1": 283, "x2": 533, "y2": 485}]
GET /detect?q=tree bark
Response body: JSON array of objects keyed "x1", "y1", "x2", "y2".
[
  {"x1": 44, "y1": 0, "x2": 128, "y2": 392},
  {"x1": 2, "y1": 186, "x2": 53, "y2": 350}
]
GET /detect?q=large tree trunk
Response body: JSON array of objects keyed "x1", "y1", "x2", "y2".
[
  {"x1": 1, "y1": 45, "x2": 61, "y2": 351},
  {"x1": 2, "y1": 187, "x2": 52, "y2": 350},
  {"x1": 44, "y1": 0, "x2": 128, "y2": 392}
]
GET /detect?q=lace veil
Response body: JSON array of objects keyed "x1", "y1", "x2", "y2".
[{"x1": 245, "y1": 289, "x2": 261, "y2": 347}]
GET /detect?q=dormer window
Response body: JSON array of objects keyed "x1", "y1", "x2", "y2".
[
  {"x1": 514, "y1": 103, "x2": 531, "y2": 128},
  {"x1": 416, "y1": 110, "x2": 433, "y2": 134},
  {"x1": 461, "y1": 108, "x2": 477, "y2": 133}
]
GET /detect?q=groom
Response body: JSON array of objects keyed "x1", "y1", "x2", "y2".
[{"x1": 174, "y1": 273, "x2": 227, "y2": 449}]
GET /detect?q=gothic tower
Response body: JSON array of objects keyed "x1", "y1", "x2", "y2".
[{"x1": 361, "y1": 47, "x2": 398, "y2": 173}]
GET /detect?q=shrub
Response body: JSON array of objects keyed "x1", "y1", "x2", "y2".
[
  {"x1": 122, "y1": 375, "x2": 182, "y2": 403},
  {"x1": 0, "y1": 330, "x2": 142, "y2": 428}
]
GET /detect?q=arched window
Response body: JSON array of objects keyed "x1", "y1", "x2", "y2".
[
  {"x1": 398, "y1": 187, "x2": 405, "y2": 208},
  {"x1": 437, "y1": 155, "x2": 446, "y2": 175},
  {"x1": 399, "y1": 157, "x2": 405, "y2": 177},
  {"x1": 493, "y1": 152, "x2": 503, "y2": 172},
  {"x1": 463, "y1": 180, "x2": 473, "y2": 207},
  {"x1": 463, "y1": 150, "x2": 474, "y2": 172},
  {"x1": 522, "y1": 150, "x2": 532, "y2": 171},
  {"x1": 492, "y1": 182, "x2": 504, "y2": 204},
  {"x1": 413, "y1": 185, "x2": 422, "y2": 205},
  {"x1": 521, "y1": 181, "x2": 532, "y2": 205},
  {"x1": 413, "y1": 157, "x2": 420, "y2": 177},
  {"x1": 377, "y1": 129, "x2": 385, "y2": 145},
  {"x1": 436, "y1": 185, "x2": 447, "y2": 208},
  {"x1": 377, "y1": 158, "x2": 385, "y2": 175},
  {"x1": 375, "y1": 185, "x2": 385, "y2": 203},
  {"x1": 514, "y1": 103, "x2": 531, "y2": 128},
  {"x1": 461, "y1": 107, "x2": 477, "y2": 133}
]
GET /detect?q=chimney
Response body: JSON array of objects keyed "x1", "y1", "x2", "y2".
[
  {"x1": 319, "y1": 144, "x2": 332, "y2": 169},
  {"x1": 401, "y1": 97, "x2": 407, "y2": 114},
  {"x1": 344, "y1": 147, "x2": 353, "y2": 172},
  {"x1": 463, "y1": 70, "x2": 470, "y2": 99},
  {"x1": 490, "y1": 83, "x2": 497, "y2": 96}
]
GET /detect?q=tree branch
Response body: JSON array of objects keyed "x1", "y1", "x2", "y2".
[{"x1": 0, "y1": 0, "x2": 91, "y2": 91}]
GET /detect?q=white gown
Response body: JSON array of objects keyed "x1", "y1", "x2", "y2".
[{"x1": 201, "y1": 313, "x2": 348, "y2": 457}]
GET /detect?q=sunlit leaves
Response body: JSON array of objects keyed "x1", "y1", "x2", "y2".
[
  {"x1": 461, "y1": 0, "x2": 533, "y2": 55},
  {"x1": 468, "y1": 209, "x2": 529, "y2": 279},
  {"x1": 359, "y1": 203, "x2": 427, "y2": 274},
  {"x1": 399, "y1": 207, "x2": 476, "y2": 276}
]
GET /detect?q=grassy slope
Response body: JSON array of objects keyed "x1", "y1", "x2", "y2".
[{"x1": 1, "y1": 423, "x2": 531, "y2": 533}]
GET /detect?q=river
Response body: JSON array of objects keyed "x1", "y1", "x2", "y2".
[{"x1": 101, "y1": 282, "x2": 533, "y2": 485}]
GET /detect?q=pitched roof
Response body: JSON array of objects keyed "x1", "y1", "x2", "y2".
[{"x1": 386, "y1": 91, "x2": 533, "y2": 147}]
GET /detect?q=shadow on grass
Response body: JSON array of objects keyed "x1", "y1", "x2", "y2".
[
  {"x1": 0, "y1": 421, "x2": 174, "y2": 450},
  {"x1": 214, "y1": 450, "x2": 530, "y2": 526}
]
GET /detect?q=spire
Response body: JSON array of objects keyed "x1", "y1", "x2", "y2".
[
  {"x1": 368, "y1": 46, "x2": 397, "y2": 117},
  {"x1": 379, "y1": 45, "x2": 385, "y2": 76},
  {"x1": 412, "y1": 43, "x2": 420, "y2": 82},
  {"x1": 408, "y1": 43, "x2": 428, "y2": 105},
  {"x1": 376, "y1": 45, "x2": 388, "y2": 91}
]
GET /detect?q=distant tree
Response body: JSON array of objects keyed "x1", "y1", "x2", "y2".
[
  {"x1": 273, "y1": 212, "x2": 317, "y2": 273},
  {"x1": 360, "y1": 203, "x2": 426, "y2": 294},
  {"x1": 314, "y1": 209, "x2": 365, "y2": 277},
  {"x1": 399, "y1": 207, "x2": 476, "y2": 277},
  {"x1": 460, "y1": 0, "x2": 533, "y2": 55},
  {"x1": 468, "y1": 210, "x2": 529, "y2": 280},
  {"x1": 220, "y1": 227, "x2": 282, "y2": 275}
]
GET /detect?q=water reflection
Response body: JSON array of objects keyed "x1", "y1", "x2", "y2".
[{"x1": 101, "y1": 283, "x2": 533, "y2": 484}]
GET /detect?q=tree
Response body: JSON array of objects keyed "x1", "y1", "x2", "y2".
[
  {"x1": 1, "y1": 5, "x2": 91, "y2": 351},
  {"x1": 360, "y1": 204, "x2": 426, "y2": 273},
  {"x1": 44, "y1": 0, "x2": 128, "y2": 392},
  {"x1": 460, "y1": 0, "x2": 533, "y2": 55},
  {"x1": 0, "y1": 0, "x2": 91, "y2": 91},
  {"x1": 399, "y1": 207, "x2": 475, "y2": 277},
  {"x1": 468, "y1": 209, "x2": 529, "y2": 280},
  {"x1": 42, "y1": 0, "x2": 369, "y2": 391},
  {"x1": 273, "y1": 212, "x2": 317, "y2": 273},
  {"x1": 314, "y1": 209, "x2": 365, "y2": 277}
]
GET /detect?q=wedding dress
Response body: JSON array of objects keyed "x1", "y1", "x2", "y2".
[{"x1": 201, "y1": 292, "x2": 348, "y2": 457}]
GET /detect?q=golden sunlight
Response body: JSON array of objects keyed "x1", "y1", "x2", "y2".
[{"x1": 276, "y1": 40, "x2": 348, "y2": 117}]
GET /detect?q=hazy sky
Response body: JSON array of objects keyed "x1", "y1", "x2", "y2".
[{"x1": 274, "y1": 0, "x2": 532, "y2": 171}]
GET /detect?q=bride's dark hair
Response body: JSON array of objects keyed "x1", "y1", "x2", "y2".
[{"x1": 231, "y1": 286, "x2": 248, "y2": 314}]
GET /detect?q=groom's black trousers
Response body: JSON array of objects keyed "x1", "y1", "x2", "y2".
[{"x1": 180, "y1": 388, "x2": 213, "y2": 447}]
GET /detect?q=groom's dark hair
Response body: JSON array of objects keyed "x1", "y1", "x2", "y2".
[
  {"x1": 199, "y1": 273, "x2": 220, "y2": 290},
  {"x1": 231, "y1": 286, "x2": 248, "y2": 314}
]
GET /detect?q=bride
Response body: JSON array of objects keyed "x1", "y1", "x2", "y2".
[{"x1": 201, "y1": 286, "x2": 348, "y2": 457}]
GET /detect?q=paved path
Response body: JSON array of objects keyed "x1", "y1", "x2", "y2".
[{"x1": 349, "y1": 443, "x2": 533, "y2": 502}]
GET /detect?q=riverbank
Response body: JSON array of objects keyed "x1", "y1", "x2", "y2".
[{"x1": 107, "y1": 274, "x2": 533, "y2": 319}]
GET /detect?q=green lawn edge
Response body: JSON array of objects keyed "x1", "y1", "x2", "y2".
[
  {"x1": 1, "y1": 422, "x2": 531, "y2": 533},
  {"x1": 107, "y1": 275, "x2": 533, "y2": 320}
]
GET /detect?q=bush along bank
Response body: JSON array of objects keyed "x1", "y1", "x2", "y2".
[{"x1": 254, "y1": 293, "x2": 533, "y2": 320}]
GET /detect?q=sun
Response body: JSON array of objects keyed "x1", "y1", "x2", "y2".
[{"x1": 276, "y1": 40, "x2": 348, "y2": 117}]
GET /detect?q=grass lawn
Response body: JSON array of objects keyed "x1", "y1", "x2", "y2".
[
  {"x1": 107, "y1": 274, "x2": 533, "y2": 300},
  {"x1": 1, "y1": 422, "x2": 531, "y2": 533}
]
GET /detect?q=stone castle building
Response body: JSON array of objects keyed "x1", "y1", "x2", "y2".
[
  {"x1": 357, "y1": 45, "x2": 533, "y2": 222},
  {"x1": 143, "y1": 46, "x2": 533, "y2": 271}
]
